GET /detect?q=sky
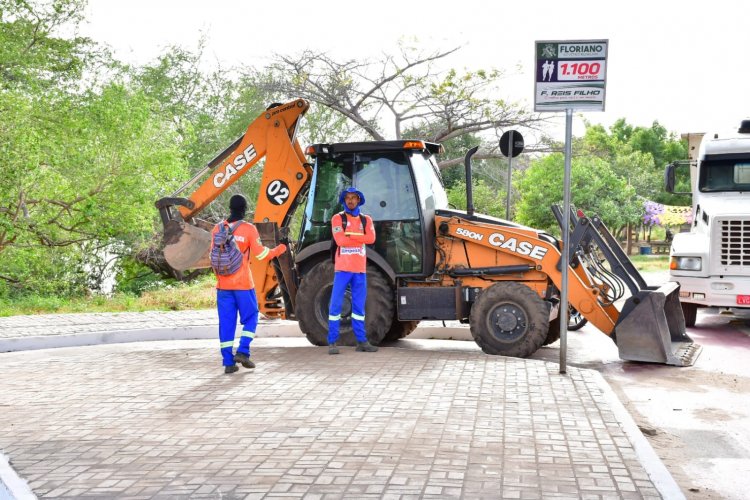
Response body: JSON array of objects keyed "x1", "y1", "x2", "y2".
[{"x1": 82, "y1": 0, "x2": 750, "y2": 140}]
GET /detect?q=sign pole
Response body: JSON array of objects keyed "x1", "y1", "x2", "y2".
[
  {"x1": 506, "y1": 130, "x2": 513, "y2": 220},
  {"x1": 559, "y1": 108, "x2": 573, "y2": 374},
  {"x1": 534, "y1": 39, "x2": 608, "y2": 375}
]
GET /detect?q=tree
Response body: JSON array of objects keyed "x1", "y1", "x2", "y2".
[
  {"x1": 0, "y1": 82, "x2": 187, "y2": 294},
  {"x1": 446, "y1": 179, "x2": 507, "y2": 218},
  {"x1": 0, "y1": 0, "x2": 188, "y2": 296},
  {"x1": 255, "y1": 44, "x2": 551, "y2": 169},
  {"x1": 577, "y1": 119, "x2": 687, "y2": 204},
  {"x1": 0, "y1": 0, "x2": 98, "y2": 92},
  {"x1": 514, "y1": 154, "x2": 641, "y2": 235}
]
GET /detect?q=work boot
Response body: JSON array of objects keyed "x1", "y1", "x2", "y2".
[
  {"x1": 224, "y1": 364, "x2": 239, "y2": 374},
  {"x1": 234, "y1": 352, "x2": 255, "y2": 369},
  {"x1": 328, "y1": 343, "x2": 340, "y2": 355},
  {"x1": 355, "y1": 341, "x2": 378, "y2": 352}
]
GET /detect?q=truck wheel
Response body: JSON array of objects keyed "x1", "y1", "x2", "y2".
[
  {"x1": 544, "y1": 304, "x2": 589, "y2": 346},
  {"x1": 383, "y1": 317, "x2": 420, "y2": 342},
  {"x1": 296, "y1": 261, "x2": 393, "y2": 346},
  {"x1": 682, "y1": 302, "x2": 698, "y2": 328},
  {"x1": 470, "y1": 282, "x2": 549, "y2": 358},
  {"x1": 567, "y1": 306, "x2": 588, "y2": 331}
]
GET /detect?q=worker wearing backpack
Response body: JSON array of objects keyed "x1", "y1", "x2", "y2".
[
  {"x1": 211, "y1": 194, "x2": 287, "y2": 374},
  {"x1": 328, "y1": 187, "x2": 378, "y2": 354}
]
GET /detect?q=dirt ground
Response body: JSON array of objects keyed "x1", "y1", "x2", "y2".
[{"x1": 542, "y1": 308, "x2": 750, "y2": 500}]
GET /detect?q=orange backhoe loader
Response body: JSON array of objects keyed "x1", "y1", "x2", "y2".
[{"x1": 156, "y1": 98, "x2": 701, "y2": 366}]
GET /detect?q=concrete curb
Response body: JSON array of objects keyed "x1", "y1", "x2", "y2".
[
  {"x1": 0, "y1": 451, "x2": 36, "y2": 500},
  {"x1": 0, "y1": 322, "x2": 304, "y2": 353},
  {"x1": 0, "y1": 321, "x2": 473, "y2": 353},
  {"x1": 592, "y1": 372, "x2": 685, "y2": 500}
]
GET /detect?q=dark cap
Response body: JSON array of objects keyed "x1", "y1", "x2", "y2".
[{"x1": 229, "y1": 194, "x2": 247, "y2": 211}]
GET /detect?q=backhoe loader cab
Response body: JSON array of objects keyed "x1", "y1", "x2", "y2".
[{"x1": 297, "y1": 141, "x2": 445, "y2": 278}]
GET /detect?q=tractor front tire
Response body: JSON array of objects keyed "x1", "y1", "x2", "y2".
[
  {"x1": 296, "y1": 260, "x2": 393, "y2": 346},
  {"x1": 470, "y1": 282, "x2": 549, "y2": 358}
]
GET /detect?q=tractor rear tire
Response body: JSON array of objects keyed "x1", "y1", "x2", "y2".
[
  {"x1": 383, "y1": 317, "x2": 420, "y2": 342},
  {"x1": 470, "y1": 282, "x2": 549, "y2": 358},
  {"x1": 296, "y1": 260, "x2": 393, "y2": 346}
]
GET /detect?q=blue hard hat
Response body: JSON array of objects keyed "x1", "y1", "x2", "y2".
[{"x1": 339, "y1": 187, "x2": 365, "y2": 206}]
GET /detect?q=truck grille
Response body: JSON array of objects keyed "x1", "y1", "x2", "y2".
[{"x1": 719, "y1": 219, "x2": 750, "y2": 267}]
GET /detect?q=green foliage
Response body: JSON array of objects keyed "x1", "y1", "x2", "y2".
[
  {"x1": 446, "y1": 179, "x2": 507, "y2": 218},
  {"x1": 435, "y1": 134, "x2": 483, "y2": 189},
  {"x1": 0, "y1": 0, "x2": 190, "y2": 297},
  {"x1": 515, "y1": 153, "x2": 641, "y2": 234},
  {"x1": 0, "y1": 83, "x2": 188, "y2": 285},
  {"x1": 0, "y1": 0, "x2": 97, "y2": 92},
  {"x1": 114, "y1": 256, "x2": 172, "y2": 295},
  {"x1": 0, "y1": 274, "x2": 217, "y2": 316},
  {"x1": 578, "y1": 118, "x2": 688, "y2": 205}
]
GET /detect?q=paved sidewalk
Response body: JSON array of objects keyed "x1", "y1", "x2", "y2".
[{"x1": 0, "y1": 312, "x2": 683, "y2": 499}]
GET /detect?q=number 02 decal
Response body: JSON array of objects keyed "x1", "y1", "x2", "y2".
[{"x1": 266, "y1": 179, "x2": 290, "y2": 205}]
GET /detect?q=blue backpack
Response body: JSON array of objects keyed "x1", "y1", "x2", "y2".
[{"x1": 210, "y1": 221, "x2": 244, "y2": 276}]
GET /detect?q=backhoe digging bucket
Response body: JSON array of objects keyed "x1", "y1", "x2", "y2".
[
  {"x1": 614, "y1": 282, "x2": 702, "y2": 366},
  {"x1": 162, "y1": 219, "x2": 212, "y2": 271}
]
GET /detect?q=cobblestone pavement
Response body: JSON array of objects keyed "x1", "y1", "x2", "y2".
[{"x1": 0, "y1": 334, "x2": 671, "y2": 499}]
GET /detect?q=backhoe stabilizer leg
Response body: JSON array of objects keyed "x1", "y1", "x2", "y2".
[{"x1": 613, "y1": 282, "x2": 702, "y2": 366}]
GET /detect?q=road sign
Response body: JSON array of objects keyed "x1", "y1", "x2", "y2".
[
  {"x1": 499, "y1": 130, "x2": 524, "y2": 158},
  {"x1": 534, "y1": 40, "x2": 608, "y2": 112}
]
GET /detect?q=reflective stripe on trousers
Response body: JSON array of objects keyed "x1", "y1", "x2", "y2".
[
  {"x1": 328, "y1": 271, "x2": 367, "y2": 344},
  {"x1": 217, "y1": 289, "x2": 258, "y2": 366}
]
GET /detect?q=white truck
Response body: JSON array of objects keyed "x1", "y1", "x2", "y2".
[{"x1": 664, "y1": 120, "x2": 750, "y2": 326}]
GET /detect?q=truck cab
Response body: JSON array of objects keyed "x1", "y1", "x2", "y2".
[{"x1": 665, "y1": 120, "x2": 750, "y2": 326}]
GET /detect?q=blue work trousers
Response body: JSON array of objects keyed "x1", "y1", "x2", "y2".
[
  {"x1": 217, "y1": 289, "x2": 258, "y2": 366},
  {"x1": 328, "y1": 271, "x2": 367, "y2": 345}
]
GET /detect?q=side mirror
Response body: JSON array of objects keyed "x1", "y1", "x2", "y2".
[
  {"x1": 664, "y1": 163, "x2": 676, "y2": 193},
  {"x1": 664, "y1": 160, "x2": 692, "y2": 195}
]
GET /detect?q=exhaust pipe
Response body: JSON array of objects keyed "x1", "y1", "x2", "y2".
[{"x1": 464, "y1": 146, "x2": 479, "y2": 217}]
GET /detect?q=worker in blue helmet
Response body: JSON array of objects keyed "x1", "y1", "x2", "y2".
[{"x1": 328, "y1": 187, "x2": 378, "y2": 354}]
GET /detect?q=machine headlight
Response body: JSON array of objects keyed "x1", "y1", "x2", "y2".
[{"x1": 670, "y1": 256, "x2": 702, "y2": 271}]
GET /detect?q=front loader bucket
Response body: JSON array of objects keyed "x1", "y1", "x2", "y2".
[
  {"x1": 162, "y1": 219, "x2": 212, "y2": 271},
  {"x1": 614, "y1": 282, "x2": 702, "y2": 366}
]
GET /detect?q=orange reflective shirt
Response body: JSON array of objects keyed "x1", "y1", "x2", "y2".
[
  {"x1": 211, "y1": 221, "x2": 273, "y2": 290},
  {"x1": 331, "y1": 212, "x2": 376, "y2": 273}
]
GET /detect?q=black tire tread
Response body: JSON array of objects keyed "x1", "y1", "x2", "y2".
[
  {"x1": 296, "y1": 260, "x2": 334, "y2": 346},
  {"x1": 470, "y1": 282, "x2": 549, "y2": 358},
  {"x1": 296, "y1": 261, "x2": 394, "y2": 346},
  {"x1": 383, "y1": 319, "x2": 420, "y2": 342}
]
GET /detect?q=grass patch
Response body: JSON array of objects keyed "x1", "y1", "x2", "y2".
[
  {"x1": 627, "y1": 255, "x2": 669, "y2": 273},
  {"x1": 0, "y1": 256, "x2": 670, "y2": 317},
  {"x1": 0, "y1": 276, "x2": 216, "y2": 317}
]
